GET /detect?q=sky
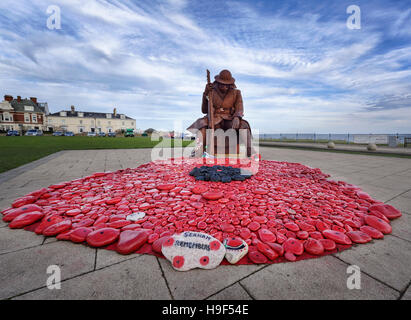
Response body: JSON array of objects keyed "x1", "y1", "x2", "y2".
[{"x1": 0, "y1": 0, "x2": 410, "y2": 133}]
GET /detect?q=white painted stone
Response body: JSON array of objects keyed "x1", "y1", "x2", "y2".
[
  {"x1": 126, "y1": 212, "x2": 145, "y2": 222},
  {"x1": 161, "y1": 231, "x2": 226, "y2": 271},
  {"x1": 223, "y1": 237, "x2": 249, "y2": 264}
]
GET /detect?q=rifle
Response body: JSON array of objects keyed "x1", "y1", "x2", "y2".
[{"x1": 206, "y1": 69, "x2": 214, "y2": 155}]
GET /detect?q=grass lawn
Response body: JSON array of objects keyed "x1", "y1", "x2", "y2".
[{"x1": 0, "y1": 136, "x2": 193, "y2": 173}]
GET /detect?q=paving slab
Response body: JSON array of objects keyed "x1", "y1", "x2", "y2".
[
  {"x1": 158, "y1": 258, "x2": 265, "y2": 300},
  {"x1": 206, "y1": 283, "x2": 253, "y2": 300},
  {"x1": 0, "y1": 227, "x2": 44, "y2": 255},
  {"x1": 0, "y1": 240, "x2": 95, "y2": 299},
  {"x1": 334, "y1": 235, "x2": 411, "y2": 292},
  {"x1": 96, "y1": 248, "x2": 141, "y2": 269},
  {"x1": 386, "y1": 196, "x2": 411, "y2": 214},
  {"x1": 390, "y1": 212, "x2": 411, "y2": 242},
  {"x1": 401, "y1": 285, "x2": 411, "y2": 300},
  {"x1": 1, "y1": 147, "x2": 411, "y2": 300},
  {"x1": 14, "y1": 255, "x2": 171, "y2": 300},
  {"x1": 240, "y1": 255, "x2": 399, "y2": 300}
]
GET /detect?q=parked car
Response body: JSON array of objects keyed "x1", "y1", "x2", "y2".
[
  {"x1": 25, "y1": 129, "x2": 43, "y2": 136},
  {"x1": 52, "y1": 131, "x2": 64, "y2": 136},
  {"x1": 87, "y1": 132, "x2": 97, "y2": 137},
  {"x1": 64, "y1": 131, "x2": 75, "y2": 136},
  {"x1": 124, "y1": 129, "x2": 134, "y2": 137},
  {"x1": 98, "y1": 132, "x2": 106, "y2": 137},
  {"x1": 6, "y1": 130, "x2": 20, "y2": 136},
  {"x1": 107, "y1": 132, "x2": 116, "y2": 137}
]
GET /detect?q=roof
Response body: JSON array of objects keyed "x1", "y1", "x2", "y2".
[
  {"x1": 10, "y1": 99, "x2": 46, "y2": 113},
  {"x1": 48, "y1": 110, "x2": 134, "y2": 120}
]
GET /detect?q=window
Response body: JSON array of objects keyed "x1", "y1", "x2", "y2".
[
  {"x1": 108, "y1": 121, "x2": 111, "y2": 125},
  {"x1": 24, "y1": 113, "x2": 30, "y2": 122},
  {"x1": 131, "y1": 122, "x2": 134, "y2": 126},
  {"x1": 48, "y1": 118, "x2": 52, "y2": 124},
  {"x1": 78, "y1": 112, "x2": 84, "y2": 117},
  {"x1": 106, "y1": 114, "x2": 112, "y2": 119},
  {"x1": 3, "y1": 112, "x2": 11, "y2": 122},
  {"x1": 79, "y1": 120, "x2": 83, "y2": 124},
  {"x1": 61, "y1": 119, "x2": 65, "y2": 124},
  {"x1": 32, "y1": 114, "x2": 37, "y2": 123},
  {"x1": 24, "y1": 106, "x2": 34, "y2": 111},
  {"x1": 122, "y1": 121, "x2": 125, "y2": 125},
  {"x1": 120, "y1": 114, "x2": 125, "y2": 120},
  {"x1": 60, "y1": 111, "x2": 67, "y2": 117}
]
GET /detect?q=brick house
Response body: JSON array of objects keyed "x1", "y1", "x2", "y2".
[{"x1": 0, "y1": 95, "x2": 49, "y2": 132}]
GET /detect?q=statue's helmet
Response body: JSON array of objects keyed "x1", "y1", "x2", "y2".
[{"x1": 214, "y1": 70, "x2": 235, "y2": 85}]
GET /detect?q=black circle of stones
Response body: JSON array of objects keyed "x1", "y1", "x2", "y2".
[{"x1": 189, "y1": 165, "x2": 252, "y2": 183}]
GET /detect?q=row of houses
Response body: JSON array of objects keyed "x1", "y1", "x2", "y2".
[{"x1": 0, "y1": 95, "x2": 136, "y2": 134}]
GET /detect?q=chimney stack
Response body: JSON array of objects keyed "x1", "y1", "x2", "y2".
[
  {"x1": 71, "y1": 105, "x2": 75, "y2": 113},
  {"x1": 30, "y1": 97, "x2": 37, "y2": 104},
  {"x1": 17, "y1": 96, "x2": 21, "y2": 102},
  {"x1": 113, "y1": 108, "x2": 117, "y2": 117},
  {"x1": 4, "y1": 95, "x2": 13, "y2": 102}
]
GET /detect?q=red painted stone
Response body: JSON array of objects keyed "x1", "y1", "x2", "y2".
[
  {"x1": 319, "y1": 239, "x2": 336, "y2": 251},
  {"x1": 364, "y1": 215, "x2": 392, "y2": 234},
  {"x1": 221, "y1": 223, "x2": 235, "y2": 233},
  {"x1": 12, "y1": 196, "x2": 36, "y2": 208},
  {"x1": 35, "y1": 216, "x2": 64, "y2": 234},
  {"x1": 283, "y1": 238, "x2": 304, "y2": 255},
  {"x1": 369, "y1": 203, "x2": 401, "y2": 220},
  {"x1": 72, "y1": 218, "x2": 94, "y2": 229},
  {"x1": 156, "y1": 184, "x2": 176, "y2": 191},
  {"x1": 106, "y1": 197, "x2": 122, "y2": 205},
  {"x1": 258, "y1": 228, "x2": 276, "y2": 243},
  {"x1": 239, "y1": 228, "x2": 252, "y2": 240},
  {"x1": 86, "y1": 228, "x2": 120, "y2": 247},
  {"x1": 267, "y1": 243, "x2": 284, "y2": 256},
  {"x1": 284, "y1": 251, "x2": 296, "y2": 261},
  {"x1": 152, "y1": 236, "x2": 171, "y2": 253},
  {"x1": 65, "y1": 209, "x2": 82, "y2": 217},
  {"x1": 56, "y1": 230, "x2": 73, "y2": 241},
  {"x1": 248, "y1": 221, "x2": 261, "y2": 231},
  {"x1": 116, "y1": 230, "x2": 149, "y2": 254},
  {"x1": 284, "y1": 222, "x2": 299, "y2": 232},
  {"x1": 257, "y1": 242, "x2": 278, "y2": 260},
  {"x1": 70, "y1": 227, "x2": 93, "y2": 243},
  {"x1": 276, "y1": 232, "x2": 287, "y2": 244},
  {"x1": 304, "y1": 238, "x2": 324, "y2": 255},
  {"x1": 107, "y1": 220, "x2": 131, "y2": 229},
  {"x1": 43, "y1": 220, "x2": 72, "y2": 236},
  {"x1": 248, "y1": 250, "x2": 268, "y2": 264},
  {"x1": 192, "y1": 186, "x2": 208, "y2": 194},
  {"x1": 322, "y1": 230, "x2": 352, "y2": 245},
  {"x1": 360, "y1": 226, "x2": 384, "y2": 239},
  {"x1": 148, "y1": 232, "x2": 159, "y2": 243},
  {"x1": 3, "y1": 204, "x2": 43, "y2": 222},
  {"x1": 346, "y1": 231, "x2": 372, "y2": 244},
  {"x1": 296, "y1": 231, "x2": 309, "y2": 240},
  {"x1": 202, "y1": 191, "x2": 224, "y2": 201},
  {"x1": 9, "y1": 211, "x2": 44, "y2": 229}
]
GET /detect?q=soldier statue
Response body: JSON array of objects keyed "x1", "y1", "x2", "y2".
[{"x1": 187, "y1": 69, "x2": 253, "y2": 157}]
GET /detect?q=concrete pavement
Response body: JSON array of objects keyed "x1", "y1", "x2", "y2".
[{"x1": 0, "y1": 147, "x2": 410, "y2": 300}]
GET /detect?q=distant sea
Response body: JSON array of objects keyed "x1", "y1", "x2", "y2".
[{"x1": 257, "y1": 133, "x2": 411, "y2": 144}]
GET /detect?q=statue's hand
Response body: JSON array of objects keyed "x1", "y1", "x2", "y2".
[
  {"x1": 204, "y1": 83, "x2": 213, "y2": 96},
  {"x1": 232, "y1": 117, "x2": 240, "y2": 129}
]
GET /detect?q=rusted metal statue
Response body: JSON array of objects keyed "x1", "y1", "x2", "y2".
[{"x1": 187, "y1": 69, "x2": 253, "y2": 157}]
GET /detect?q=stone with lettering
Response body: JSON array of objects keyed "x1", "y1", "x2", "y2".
[
  {"x1": 161, "y1": 231, "x2": 226, "y2": 271},
  {"x1": 223, "y1": 237, "x2": 249, "y2": 264}
]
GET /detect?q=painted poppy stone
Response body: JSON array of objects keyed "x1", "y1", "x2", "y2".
[{"x1": 161, "y1": 231, "x2": 225, "y2": 271}]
